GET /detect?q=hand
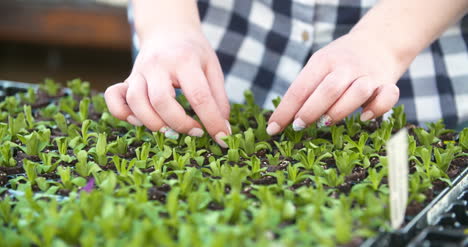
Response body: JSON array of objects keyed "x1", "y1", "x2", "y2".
[
  {"x1": 267, "y1": 32, "x2": 408, "y2": 135},
  {"x1": 104, "y1": 30, "x2": 231, "y2": 147}
]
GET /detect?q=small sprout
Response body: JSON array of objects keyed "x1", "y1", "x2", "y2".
[
  {"x1": 295, "y1": 148, "x2": 332, "y2": 171},
  {"x1": 19, "y1": 88, "x2": 36, "y2": 104},
  {"x1": 112, "y1": 156, "x2": 135, "y2": 176},
  {"x1": 23, "y1": 160, "x2": 38, "y2": 185},
  {"x1": 17, "y1": 129, "x2": 51, "y2": 156},
  {"x1": 89, "y1": 133, "x2": 108, "y2": 166},
  {"x1": 330, "y1": 125, "x2": 345, "y2": 149},
  {"x1": 391, "y1": 105, "x2": 407, "y2": 130},
  {"x1": 75, "y1": 150, "x2": 101, "y2": 177},
  {"x1": 414, "y1": 127, "x2": 439, "y2": 146},
  {"x1": 23, "y1": 105, "x2": 35, "y2": 129},
  {"x1": 344, "y1": 114, "x2": 361, "y2": 137},
  {"x1": 91, "y1": 95, "x2": 107, "y2": 114},
  {"x1": 344, "y1": 132, "x2": 370, "y2": 156},
  {"x1": 266, "y1": 152, "x2": 281, "y2": 166},
  {"x1": 67, "y1": 78, "x2": 90, "y2": 97},
  {"x1": 459, "y1": 128, "x2": 468, "y2": 150},
  {"x1": 40, "y1": 78, "x2": 61, "y2": 96},
  {"x1": 78, "y1": 97, "x2": 90, "y2": 123},
  {"x1": 0, "y1": 142, "x2": 16, "y2": 167},
  {"x1": 108, "y1": 136, "x2": 129, "y2": 156},
  {"x1": 274, "y1": 141, "x2": 295, "y2": 158},
  {"x1": 8, "y1": 113, "x2": 27, "y2": 137},
  {"x1": 333, "y1": 150, "x2": 360, "y2": 176}
]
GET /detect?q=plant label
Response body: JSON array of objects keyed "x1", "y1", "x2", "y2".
[{"x1": 387, "y1": 128, "x2": 408, "y2": 229}]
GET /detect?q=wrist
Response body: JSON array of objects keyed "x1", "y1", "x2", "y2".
[{"x1": 133, "y1": 0, "x2": 203, "y2": 45}]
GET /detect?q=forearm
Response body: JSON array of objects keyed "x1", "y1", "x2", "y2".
[
  {"x1": 351, "y1": 0, "x2": 468, "y2": 67},
  {"x1": 132, "y1": 0, "x2": 202, "y2": 43}
]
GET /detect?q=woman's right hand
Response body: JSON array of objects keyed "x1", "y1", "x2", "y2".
[{"x1": 104, "y1": 29, "x2": 231, "y2": 147}]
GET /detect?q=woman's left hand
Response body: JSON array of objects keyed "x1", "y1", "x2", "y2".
[{"x1": 266, "y1": 31, "x2": 409, "y2": 135}]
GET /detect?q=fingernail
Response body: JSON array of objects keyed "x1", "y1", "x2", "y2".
[
  {"x1": 127, "y1": 115, "x2": 143, "y2": 126},
  {"x1": 360, "y1": 111, "x2": 374, "y2": 121},
  {"x1": 266, "y1": 122, "x2": 280, "y2": 136},
  {"x1": 317, "y1": 115, "x2": 333, "y2": 128},
  {"x1": 292, "y1": 118, "x2": 306, "y2": 131},
  {"x1": 160, "y1": 127, "x2": 179, "y2": 140},
  {"x1": 188, "y1": 128, "x2": 204, "y2": 137},
  {"x1": 215, "y1": 132, "x2": 228, "y2": 148},
  {"x1": 225, "y1": 120, "x2": 232, "y2": 135}
]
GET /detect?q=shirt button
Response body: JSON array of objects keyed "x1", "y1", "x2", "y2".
[{"x1": 301, "y1": 30, "x2": 310, "y2": 42}]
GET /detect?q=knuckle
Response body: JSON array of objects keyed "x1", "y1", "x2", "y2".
[
  {"x1": 187, "y1": 88, "x2": 210, "y2": 107},
  {"x1": 125, "y1": 88, "x2": 139, "y2": 105},
  {"x1": 287, "y1": 85, "x2": 309, "y2": 101},
  {"x1": 354, "y1": 79, "x2": 373, "y2": 98},
  {"x1": 321, "y1": 82, "x2": 342, "y2": 99}
]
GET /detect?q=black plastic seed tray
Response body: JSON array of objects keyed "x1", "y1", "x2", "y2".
[
  {"x1": 364, "y1": 167, "x2": 468, "y2": 247},
  {"x1": 0, "y1": 80, "x2": 39, "y2": 101}
]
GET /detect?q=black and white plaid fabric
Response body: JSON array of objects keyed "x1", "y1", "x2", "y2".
[{"x1": 128, "y1": 0, "x2": 468, "y2": 129}]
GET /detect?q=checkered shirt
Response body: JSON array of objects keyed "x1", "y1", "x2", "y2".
[{"x1": 128, "y1": 0, "x2": 468, "y2": 129}]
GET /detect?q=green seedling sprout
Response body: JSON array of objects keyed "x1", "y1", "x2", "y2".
[
  {"x1": 40, "y1": 78, "x2": 61, "y2": 96},
  {"x1": 57, "y1": 166, "x2": 86, "y2": 190},
  {"x1": 91, "y1": 94, "x2": 107, "y2": 114},
  {"x1": 67, "y1": 78, "x2": 90, "y2": 97},
  {"x1": 391, "y1": 105, "x2": 406, "y2": 130},
  {"x1": 0, "y1": 142, "x2": 16, "y2": 167},
  {"x1": 17, "y1": 129, "x2": 51, "y2": 156},
  {"x1": 89, "y1": 133, "x2": 108, "y2": 166},
  {"x1": 240, "y1": 128, "x2": 272, "y2": 155},
  {"x1": 108, "y1": 136, "x2": 129, "y2": 156},
  {"x1": 286, "y1": 165, "x2": 309, "y2": 185},
  {"x1": 19, "y1": 88, "x2": 36, "y2": 104},
  {"x1": 295, "y1": 148, "x2": 332, "y2": 171},
  {"x1": 39, "y1": 104, "x2": 59, "y2": 119},
  {"x1": 254, "y1": 113, "x2": 270, "y2": 141},
  {"x1": 3, "y1": 96, "x2": 19, "y2": 114},
  {"x1": 75, "y1": 150, "x2": 101, "y2": 177},
  {"x1": 38, "y1": 152, "x2": 60, "y2": 173},
  {"x1": 207, "y1": 180, "x2": 226, "y2": 204},
  {"x1": 23, "y1": 105, "x2": 35, "y2": 130},
  {"x1": 414, "y1": 127, "x2": 439, "y2": 146},
  {"x1": 344, "y1": 132, "x2": 370, "y2": 157},
  {"x1": 344, "y1": 114, "x2": 361, "y2": 137},
  {"x1": 274, "y1": 141, "x2": 295, "y2": 158},
  {"x1": 369, "y1": 120, "x2": 393, "y2": 152},
  {"x1": 266, "y1": 152, "x2": 281, "y2": 166},
  {"x1": 246, "y1": 156, "x2": 265, "y2": 180},
  {"x1": 8, "y1": 113, "x2": 27, "y2": 138},
  {"x1": 53, "y1": 112, "x2": 68, "y2": 134},
  {"x1": 112, "y1": 156, "x2": 135, "y2": 177},
  {"x1": 333, "y1": 150, "x2": 360, "y2": 176},
  {"x1": 460, "y1": 128, "x2": 468, "y2": 150},
  {"x1": 54, "y1": 137, "x2": 74, "y2": 163},
  {"x1": 170, "y1": 150, "x2": 191, "y2": 170},
  {"x1": 330, "y1": 125, "x2": 345, "y2": 149},
  {"x1": 23, "y1": 160, "x2": 38, "y2": 185},
  {"x1": 78, "y1": 97, "x2": 90, "y2": 123},
  {"x1": 69, "y1": 120, "x2": 97, "y2": 149}
]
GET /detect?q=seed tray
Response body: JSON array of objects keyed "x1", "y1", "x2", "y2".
[
  {"x1": 364, "y1": 167, "x2": 468, "y2": 246},
  {"x1": 0, "y1": 80, "x2": 37, "y2": 101},
  {"x1": 1, "y1": 79, "x2": 467, "y2": 246}
]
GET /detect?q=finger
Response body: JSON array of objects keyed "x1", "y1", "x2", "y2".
[
  {"x1": 205, "y1": 55, "x2": 230, "y2": 120},
  {"x1": 267, "y1": 55, "x2": 329, "y2": 135},
  {"x1": 321, "y1": 76, "x2": 377, "y2": 127},
  {"x1": 104, "y1": 82, "x2": 142, "y2": 126},
  {"x1": 360, "y1": 83, "x2": 400, "y2": 121},
  {"x1": 125, "y1": 73, "x2": 166, "y2": 132},
  {"x1": 293, "y1": 67, "x2": 356, "y2": 130},
  {"x1": 146, "y1": 68, "x2": 204, "y2": 137},
  {"x1": 177, "y1": 61, "x2": 230, "y2": 148}
]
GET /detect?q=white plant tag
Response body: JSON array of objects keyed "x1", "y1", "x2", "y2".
[{"x1": 387, "y1": 128, "x2": 409, "y2": 229}]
